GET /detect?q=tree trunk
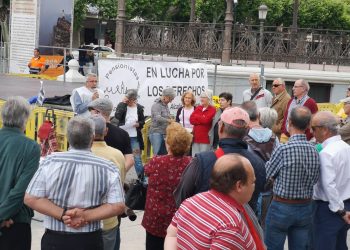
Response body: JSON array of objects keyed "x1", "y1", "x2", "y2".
[
  {"x1": 292, "y1": 0, "x2": 299, "y2": 29},
  {"x1": 190, "y1": 0, "x2": 195, "y2": 23}
]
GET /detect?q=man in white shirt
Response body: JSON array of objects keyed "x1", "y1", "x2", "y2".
[
  {"x1": 242, "y1": 73, "x2": 272, "y2": 108},
  {"x1": 70, "y1": 73, "x2": 104, "y2": 116},
  {"x1": 312, "y1": 111, "x2": 350, "y2": 250}
]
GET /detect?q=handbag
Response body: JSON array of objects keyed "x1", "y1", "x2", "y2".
[
  {"x1": 38, "y1": 109, "x2": 58, "y2": 157},
  {"x1": 125, "y1": 174, "x2": 147, "y2": 210}
]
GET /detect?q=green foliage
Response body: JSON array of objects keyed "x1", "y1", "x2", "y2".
[
  {"x1": 74, "y1": 0, "x2": 117, "y2": 31},
  {"x1": 299, "y1": 0, "x2": 350, "y2": 29},
  {"x1": 126, "y1": 0, "x2": 190, "y2": 22},
  {"x1": 72, "y1": 0, "x2": 350, "y2": 30}
]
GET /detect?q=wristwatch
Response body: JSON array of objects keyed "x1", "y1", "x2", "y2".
[{"x1": 336, "y1": 209, "x2": 346, "y2": 217}]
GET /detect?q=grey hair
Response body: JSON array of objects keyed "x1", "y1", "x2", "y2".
[
  {"x1": 1, "y1": 96, "x2": 31, "y2": 129},
  {"x1": 67, "y1": 116, "x2": 95, "y2": 149},
  {"x1": 89, "y1": 114, "x2": 106, "y2": 137},
  {"x1": 222, "y1": 121, "x2": 248, "y2": 139},
  {"x1": 317, "y1": 111, "x2": 339, "y2": 135},
  {"x1": 299, "y1": 79, "x2": 310, "y2": 92},
  {"x1": 125, "y1": 89, "x2": 138, "y2": 100},
  {"x1": 241, "y1": 101, "x2": 258, "y2": 121},
  {"x1": 274, "y1": 78, "x2": 285, "y2": 86},
  {"x1": 259, "y1": 107, "x2": 278, "y2": 129},
  {"x1": 162, "y1": 88, "x2": 176, "y2": 99},
  {"x1": 86, "y1": 73, "x2": 97, "y2": 80}
]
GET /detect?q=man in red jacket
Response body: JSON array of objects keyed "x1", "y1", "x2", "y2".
[{"x1": 281, "y1": 79, "x2": 318, "y2": 141}]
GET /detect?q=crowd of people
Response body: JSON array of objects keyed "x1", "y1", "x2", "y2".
[{"x1": 1, "y1": 72, "x2": 350, "y2": 250}]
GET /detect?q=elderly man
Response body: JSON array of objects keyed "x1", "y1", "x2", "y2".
[
  {"x1": 70, "y1": 73, "x2": 104, "y2": 116},
  {"x1": 88, "y1": 98, "x2": 134, "y2": 171},
  {"x1": 338, "y1": 96, "x2": 350, "y2": 144},
  {"x1": 270, "y1": 78, "x2": 291, "y2": 139},
  {"x1": 281, "y1": 79, "x2": 318, "y2": 141},
  {"x1": 0, "y1": 96, "x2": 40, "y2": 250},
  {"x1": 242, "y1": 73, "x2": 273, "y2": 108},
  {"x1": 165, "y1": 154, "x2": 265, "y2": 250},
  {"x1": 174, "y1": 107, "x2": 266, "y2": 215},
  {"x1": 149, "y1": 87, "x2": 176, "y2": 155},
  {"x1": 265, "y1": 106, "x2": 320, "y2": 250},
  {"x1": 312, "y1": 111, "x2": 350, "y2": 250},
  {"x1": 24, "y1": 116, "x2": 125, "y2": 250},
  {"x1": 90, "y1": 114, "x2": 126, "y2": 250}
]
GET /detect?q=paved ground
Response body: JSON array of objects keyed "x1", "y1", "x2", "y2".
[{"x1": 0, "y1": 74, "x2": 80, "y2": 100}]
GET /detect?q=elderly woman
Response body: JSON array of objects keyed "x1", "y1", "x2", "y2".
[
  {"x1": 113, "y1": 89, "x2": 145, "y2": 176},
  {"x1": 190, "y1": 89, "x2": 216, "y2": 156},
  {"x1": 142, "y1": 122, "x2": 192, "y2": 250},
  {"x1": 149, "y1": 88, "x2": 176, "y2": 155},
  {"x1": 175, "y1": 90, "x2": 196, "y2": 133}
]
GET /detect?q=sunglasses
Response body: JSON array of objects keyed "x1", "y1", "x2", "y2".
[
  {"x1": 347, "y1": 88, "x2": 350, "y2": 91},
  {"x1": 272, "y1": 84, "x2": 282, "y2": 88}
]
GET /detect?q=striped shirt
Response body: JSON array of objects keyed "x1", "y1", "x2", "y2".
[
  {"x1": 265, "y1": 134, "x2": 320, "y2": 199},
  {"x1": 26, "y1": 149, "x2": 124, "y2": 232},
  {"x1": 171, "y1": 190, "x2": 256, "y2": 250}
]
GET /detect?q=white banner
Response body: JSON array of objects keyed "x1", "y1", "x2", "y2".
[
  {"x1": 98, "y1": 59, "x2": 208, "y2": 116},
  {"x1": 10, "y1": 0, "x2": 38, "y2": 74}
]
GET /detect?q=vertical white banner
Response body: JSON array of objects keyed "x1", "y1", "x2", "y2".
[{"x1": 10, "y1": 0, "x2": 38, "y2": 74}]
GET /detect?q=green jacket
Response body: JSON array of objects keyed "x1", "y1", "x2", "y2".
[{"x1": 0, "y1": 127, "x2": 40, "y2": 225}]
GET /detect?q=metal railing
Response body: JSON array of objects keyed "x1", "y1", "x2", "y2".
[{"x1": 124, "y1": 21, "x2": 350, "y2": 67}]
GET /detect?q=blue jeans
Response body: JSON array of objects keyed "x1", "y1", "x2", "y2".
[
  {"x1": 149, "y1": 133, "x2": 167, "y2": 155},
  {"x1": 113, "y1": 226, "x2": 120, "y2": 250},
  {"x1": 130, "y1": 137, "x2": 143, "y2": 176},
  {"x1": 265, "y1": 200, "x2": 313, "y2": 250},
  {"x1": 313, "y1": 200, "x2": 350, "y2": 250}
]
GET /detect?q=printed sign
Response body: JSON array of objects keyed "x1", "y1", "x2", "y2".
[
  {"x1": 9, "y1": 0, "x2": 38, "y2": 73},
  {"x1": 98, "y1": 59, "x2": 209, "y2": 116}
]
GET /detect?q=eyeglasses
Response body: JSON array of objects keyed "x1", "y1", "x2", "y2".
[
  {"x1": 311, "y1": 125, "x2": 322, "y2": 131},
  {"x1": 272, "y1": 84, "x2": 282, "y2": 88},
  {"x1": 347, "y1": 88, "x2": 350, "y2": 91}
]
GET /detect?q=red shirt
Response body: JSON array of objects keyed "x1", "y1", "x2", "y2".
[
  {"x1": 281, "y1": 97, "x2": 318, "y2": 140},
  {"x1": 190, "y1": 105, "x2": 216, "y2": 144},
  {"x1": 172, "y1": 190, "x2": 257, "y2": 250},
  {"x1": 141, "y1": 155, "x2": 191, "y2": 237}
]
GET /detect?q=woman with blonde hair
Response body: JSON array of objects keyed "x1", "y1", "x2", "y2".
[
  {"x1": 176, "y1": 91, "x2": 196, "y2": 133},
  {"x1": 142, "y1": 122, "x2": 192, "y2": 250}
]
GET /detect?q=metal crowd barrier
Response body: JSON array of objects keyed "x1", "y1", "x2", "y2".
[
  {"x1": 0, "y1": 100, "x2": 152, "y2": 162},
  {"x1": 0, "y1": 99, "x2": 344, "y2": 161}
]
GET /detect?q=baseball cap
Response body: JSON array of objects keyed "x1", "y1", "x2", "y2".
[
  {"x1": 220, "y1": 107, "x2": 250, "y2": 128},
  {"x1": 88, "y1": 98, "x2": 113, "y2": 115},
  {"x1": 340, "y1": 96, "x2": 350, "y2": 104}
]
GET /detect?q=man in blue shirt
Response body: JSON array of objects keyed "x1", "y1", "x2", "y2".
[{"x1": 265, "y1": 106, "x2": 320, "y2": 250}]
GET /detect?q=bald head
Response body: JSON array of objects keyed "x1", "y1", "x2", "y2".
[
  {"x1": 210, "y1": 154, "x2": 253, "y2": 194},
  {"x1": 290, "y1": 106, "x2": 312, "y2": 131},
  {"x1": 312, "y1": 111, "x2": 338, "y2": 136}
]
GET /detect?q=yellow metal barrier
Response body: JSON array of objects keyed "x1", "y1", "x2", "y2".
[
  {"x1": 0, "y1": 99, "x2": 344, "y2": 162},
  {"x1": 25, "y1": 107, "x2": 74, "y2": 151}
]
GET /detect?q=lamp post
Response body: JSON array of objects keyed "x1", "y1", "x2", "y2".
[
  {"x1": 115, "y1": 0, "x2": 126, "y2": 56},
  {"x1": 258, "y1": 4, "x2": 268, "y2": 63},
  {"x1": 221, "y1": 0, "x2": 233, "y2": 65},
  {"x1": 231, "y1": 0, "x2": 238, "y2": 53}
]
